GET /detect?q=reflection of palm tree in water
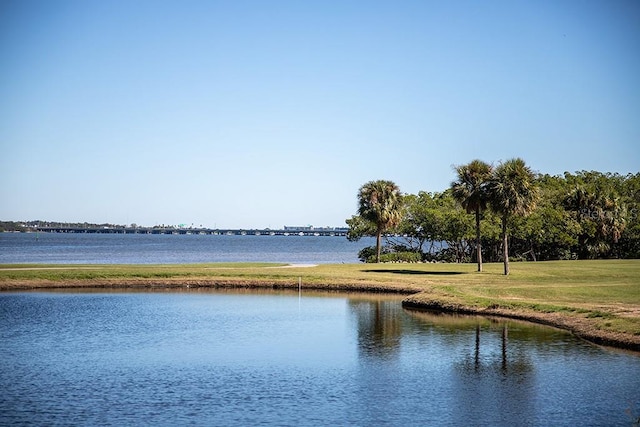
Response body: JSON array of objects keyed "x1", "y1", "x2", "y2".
[
  {"x1": 455, "y1": 321, "x2": 536, "y2": 426},
  {"x1": 501, "y1": 324, "x2": 508, "y2": 372},
  {"x1": 471, "y1": 323, "x2": 508, "y2": 371},
  {"x1": 402, "y1": 309, "x2": 531, "y2": 374},
  {"x1": 469, "y1": 321, "x2": 531, "y2": 375},
  {"x1": 472, "y1": 323, "x2": 505, "y2": 372},
  {"x1": 349, "y1": 299, "x2": 403, "y2": 359},
  {"x1": 472, "y1": 324, "x2": 508, "y2": 371},
  {"x1": 475, "y1": 324, "x2": 480, "y2": 371}
]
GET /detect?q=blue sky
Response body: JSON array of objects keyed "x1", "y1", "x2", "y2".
[{"x1": 1, "y1": 0, "x2": 639, "y2": 229}]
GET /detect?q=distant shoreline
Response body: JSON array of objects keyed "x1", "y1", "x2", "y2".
[{"x1": 1, "y1": 223, "x2": 350, "y2": 236}]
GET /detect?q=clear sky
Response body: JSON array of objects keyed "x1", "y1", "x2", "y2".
[{"x1": 1, "y1": 0, "x2": 639, "y2": 229}]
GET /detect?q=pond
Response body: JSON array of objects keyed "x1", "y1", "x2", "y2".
[{"x1": 1, "y1": 290, "x2": 639, "y2": 426}]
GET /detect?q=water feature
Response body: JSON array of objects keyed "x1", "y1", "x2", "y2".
[
  {"x1": 0, "y1": 232, "x2": 375, "y2": 264},
  {"x1": 1, "y1": 290, "x2": 638, "y2": 426}
]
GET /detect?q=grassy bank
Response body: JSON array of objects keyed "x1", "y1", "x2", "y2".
[{"x1": 1, "y1": 260, "x2": 639, "y2": 350}]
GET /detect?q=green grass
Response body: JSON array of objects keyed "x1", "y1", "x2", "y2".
[
  {"x1": 2, "y1": 259, "x2": 639, "y2": 345},
  {"x1": 0, "y1": 263, "x2": 286, "y2": 281}
]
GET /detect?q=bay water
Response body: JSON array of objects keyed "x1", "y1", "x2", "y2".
[{"x1": 0, "y1": 232, "x2": 375, "y2": 264}]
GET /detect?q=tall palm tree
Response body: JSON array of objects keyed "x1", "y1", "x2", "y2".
[
  {"x1": 451, "y1": 160, "x2": 493, "y2": 272},
  {"x1": 487, "y1": 158, "x2": 540, "y2": 275},
  {"x1": 357, "y1": 180, "x2": 403, "y2": 263}
]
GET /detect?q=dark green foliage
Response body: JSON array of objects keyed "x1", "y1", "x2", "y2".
[
  {"x1": 373, "y1": 252, "x2": 422, "y2": 263},
  {"x1": 357, "y1": 246, "x2": 379, "y2": 263},
  {"x1": 0, "y1": 222, "x2": 27, "y2": 232},
  {"x1": 358, "y1": 246, "x2": 421, "y2": 263},
  {"x1": 348, "y1": 168, "x2": 640, "y2": 263},
  {"x1": 561, "y1": 171, "x2": 634, "y2": 258},
  {"x1": 346, "y1": 215, "x2": 377, "y2": 242}
]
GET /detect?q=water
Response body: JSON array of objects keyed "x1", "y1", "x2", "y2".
[
  {"x1": 1, "y1": 290, "x2": 639, "y2": 426},
  {"x1": 0, "y1": 232, "x2": 375, "y2": 264}
]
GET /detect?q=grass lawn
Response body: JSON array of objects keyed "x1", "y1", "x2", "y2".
[{"x1": 1, "y1": 259, "x2": 639, "y2": 349}]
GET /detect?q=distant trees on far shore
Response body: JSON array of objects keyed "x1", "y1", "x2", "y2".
[
  {"x1": 0, "y1": 221, "x2": 197, "y2": 232},
  {"x1": 347, "y1": 163, "x2": 640, "y2": 271},
  {"x1": 0, "y1": 221, "x2": 149, "y2": 232}
]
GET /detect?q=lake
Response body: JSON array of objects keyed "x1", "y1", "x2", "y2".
[
  {"x1": 0, "y1": 232, "x2": 375, "y2": 264},
  {"x1": 1, "y1": 290, "x2": 639, "y2": 426}
]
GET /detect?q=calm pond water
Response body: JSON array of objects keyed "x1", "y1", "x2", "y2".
[
  {"x1": 0, "y1": 233, "x2": 375, "y2": 264},
  {"x1": 1, "y1": 290, "x2": 639, "y2": 426}
]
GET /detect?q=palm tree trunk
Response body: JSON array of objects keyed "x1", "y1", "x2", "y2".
[
  {"x1": 376, "y1": 229, "x2": 382, "y2": 263},
  {"x1": 502, "y1": 215, "x2": 509, "y2": 275},
  {"x1": 475, "y1": 207, "x2": 482, "y2": 272}
]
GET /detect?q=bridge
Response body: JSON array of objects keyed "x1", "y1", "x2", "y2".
[{"x1": 34, "y1": 226, "x2": 350, "y2": 237}]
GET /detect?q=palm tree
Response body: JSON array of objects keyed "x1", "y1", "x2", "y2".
[
  {"x1": 357, "y1": 180, "x2": 403, "y2": 263},
  {"x1": 451, "y1": 160, "x2": 493, "y2": 272},
  {"x1": 487, "y1": 158, "x2": 540, "y2": 275},
  {"x1": 563, "y1": 186, "x2": 628, "y2": 258}
]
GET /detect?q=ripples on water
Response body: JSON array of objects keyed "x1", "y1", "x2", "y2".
[
  {"x1": 1, "y1": 291, "x2": 639, "y2": 426},
  {"x1": 0, "y1": 233, "x2": 375, "y2": 264}
]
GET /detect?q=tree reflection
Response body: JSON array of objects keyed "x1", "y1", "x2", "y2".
[
  {"x1": 501, "y1": 323, "x2": 508, "y2": 372},
  {"x1": 404, "y1": 309, "x2": 533, "y2": 374},
  {"x1": 463, "y1": 321, "x2": 533, "y2": 376},
  {"x1": 348, "y1": 298, "x2": 403, "y2": 359},
  {"x1": 469, "y1": 320, "x2": 509, "y2": 372},
  {"x1": 475, "y1": 324, "x2": 481, "y2": 371},
  {"x1": 404, "y1": 309, "x2": 536, "y2": 424}
]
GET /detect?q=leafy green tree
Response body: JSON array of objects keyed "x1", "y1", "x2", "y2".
[
  {"x1": 475, "y1": 209, "x2": 503, "y2": 263},
  {"x1": 393, "y1": 192, "x2": 441, "y2": 256},
  {"x1": 392, "y1": 191, "x2": 475, "y2": 262},
  {"x1": 618, "y1": 173, "x2": 640, "y2": 258},
  {"x1": 507, "y1": 174, "x2": 578, "y2": 261},
  {"x1": 345, "y1": 214, "x2": 377, "y2": 242},
  {"x1": 451, "y1": 160, "x2": 493, "y2": 271},
  {"x1": 357, "y1": 180, "x2": 403, "y2": 263},
  {"x1": 346, "y1": 169, "x2": 639, "y2": 263},
  {"x1": 563, "y1": 172, "x2": 630, "y2": 258},
  {"x1": 437, "y1": 191, "x2": 475, "y2": 262},
  {"x1": 487, "y1": 158, "x2": 540, "y2": 275}
]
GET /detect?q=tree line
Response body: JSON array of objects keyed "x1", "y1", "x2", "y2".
[
  {"x1": 347, "y1": 159, "x2": 639, "y2": 274},
  {"x1": 0, "y1": 221, "x2": 130, "y2": 232},
  {"x1": 0, "y1": 221, "x2": 199, "y2": 232}
]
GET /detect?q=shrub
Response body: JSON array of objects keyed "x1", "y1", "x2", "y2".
[
  {"x1": 357, "y1": 246, "x2": 379, "y2": 263},
  {"x1": 367, "y1": 251, "x2": 422, "y2": 263}
]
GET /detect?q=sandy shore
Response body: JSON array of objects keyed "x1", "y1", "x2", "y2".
[{"x1": 2, "y1": 276, "x2": 638, "y2": 352}]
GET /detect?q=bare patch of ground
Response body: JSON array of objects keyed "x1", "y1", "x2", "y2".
[{"x1": 267, "y1": 264, "x2": 318, "y2": 268}]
